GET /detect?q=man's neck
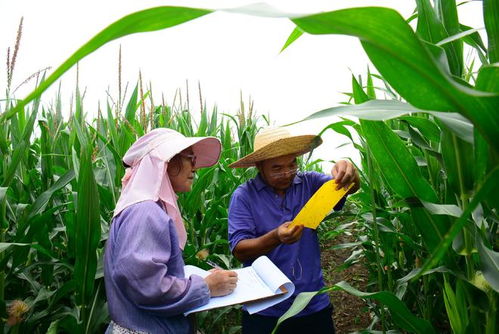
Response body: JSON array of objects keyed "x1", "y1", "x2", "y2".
[{"x1": 273, "y1": 188, "x2": 286, "y2": 197}]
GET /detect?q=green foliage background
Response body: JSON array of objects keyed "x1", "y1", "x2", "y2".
[{"x1": 1, "y1": 1, "x2": 498, "y2": 333}]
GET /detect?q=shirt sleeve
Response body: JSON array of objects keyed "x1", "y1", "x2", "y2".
[
  {"x1": 111, "y1": 203, "x2": 210, "y2": 316},
  {"x1": 228, "y1": 187, "x2": 256, "y2": 252}
]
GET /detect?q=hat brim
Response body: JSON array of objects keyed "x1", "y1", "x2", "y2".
[
  {"x1": 191, "y1": 137, "x2": 221, "y2": 168},
  {"x1": 151, "y1": 136, "x2": 221, "y2": 169},
  {"x1": 229, "y1": 135, "x2": 322, "y2": 168}
]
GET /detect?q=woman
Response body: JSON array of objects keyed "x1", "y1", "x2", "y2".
[{"x1": 104, "y1": 128, "x2": 238, "y2": 333}]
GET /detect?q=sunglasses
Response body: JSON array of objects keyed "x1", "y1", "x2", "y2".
[{"x1": 179, "y1": 152, "x2": 197, "y2": 166}]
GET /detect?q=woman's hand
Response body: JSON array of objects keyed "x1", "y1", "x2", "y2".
[{"x1": 204, "y1": 270, "x2": 238, "y2": 297}]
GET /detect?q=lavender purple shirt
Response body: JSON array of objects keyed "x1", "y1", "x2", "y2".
[
  {"x1": 104, "y1": 201, "x2": 210, "y2": 333},
  {"x1": 228, "y1": 171, "x2": 345, "y2": 317}
]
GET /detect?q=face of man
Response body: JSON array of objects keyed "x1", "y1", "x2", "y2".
[{"x1": 257, "y1": 154, "x2": 298, "y2": 195}]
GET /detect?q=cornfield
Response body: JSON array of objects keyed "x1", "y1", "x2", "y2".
[{"x1": 1, "y1": 1, "x2": 498, "y2": 333}]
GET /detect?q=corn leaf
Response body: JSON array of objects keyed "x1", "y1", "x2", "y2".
[
  {"x1": 415, "y1": 167, "x2": 499, "y2": 280},
  {"x1": 27, "y1": 170, "x2": 75, "y2": 219},
  {"x1": 0, "y1": 242, "x2": 30, "y2": 253},
  {"x1": 74, "y1": 143, "x2": 101, "y2": 307},
  {"x1": 335, "y1": 281, "x2": 436, "y2": 333},
  {"x1": 272, "y1": 291, "x2": 317, "y2": 334},
  {"x1": 291, "y1": 7, "x2": 499, "y2": 153},
  {"x1": 280, "y1": 27, "x2": 303, "y2": 53},
  {"x1": 440, "y1": 127, "x2": 474, "y2": 194},
  {"x1": 484, "y1": 0, "x2": 499, "y2": 63},
  {"x1": 421, "y1": 201, "x2": 462, "y2": 217},
  {"x1": 360, "y1": 119, "x2": 451, "y2": 251},
  {"x1": 476, "y1": 233, "x2": 499, "y2": 292},
  {"x1": 476, "y1": 64, "x2": 499, "y2": 93},
  {"x1": 275, "y1": 282, "x2": 436, "y2": 334}
]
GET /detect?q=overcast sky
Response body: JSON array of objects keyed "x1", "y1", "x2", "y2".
[{"x1": 0, "y1": 0, "x2": 484, "y2": 167}]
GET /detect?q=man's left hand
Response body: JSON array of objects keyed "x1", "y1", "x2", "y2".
[{"x1": 331, "y1": 160, "x2": 360, "y2": 194}]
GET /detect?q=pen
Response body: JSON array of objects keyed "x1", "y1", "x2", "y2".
[{"x1": 206, "y1": 260, "x2": 222, "y2": 269}]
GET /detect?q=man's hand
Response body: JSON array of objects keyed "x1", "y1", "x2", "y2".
[
  {"x1": 204, "y1": 270, "x2": 238, "y2": 297},
  {"x1": 331, "y1": 160, "x2": 360, "y2": 194},
  {"x1": 277, "y1": 222, "x2": 304, "y2": 244}
]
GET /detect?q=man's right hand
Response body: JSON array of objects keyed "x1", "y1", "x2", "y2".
[
  {"x1": 204, "y1": 270, "x2": 238, "y2": 297},
  {"x1": 277, "y1": 222, "x2": 304, "y2": 244}
]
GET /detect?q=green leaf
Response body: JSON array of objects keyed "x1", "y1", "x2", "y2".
[
  {"x1": 366, "y1": 68, "x2": 376, "y2": 99},
  {"x1": 436, "y1": 0, "x2": 464, "y2": 75},
  {"x1": 400, "y1": 116, "x2": 441, "y2": 142},
  {"x1": 272, "y1": 291, "x2": 318, "y2": 334},
  {"x1": 3, "y1": 6, "x2": 212, "y2": 122},
  {"x1": 460, "y1": 23, "x2": 487, "y2": 52},
  {"x1": 0, "y1": 187, "x2": 7, "y2": 202},
  {"x1": 291, "y1": 7, "x2": 499, "y2": 153},
  {"x1": 2, "y1": 141, "x2": 27, "y2": 187},
  {"x1": 297, "y1": 103, "x2": 473, "y2": 146},
  {"x1": 421, "y1": 200, "x2": 463, "y2": 217},
  {"x1": 0, "y1": 242, "x2": 30, "y2": 253},
  {"x1": 74, "y1": 143, "x2": 101, "y2": 308},
  {"x1": 416, "y1": 0, "x2": 462, "y2": 76},
  {"x1": 46, "y1": 320, "x2": 60, "y2": 334},
  {"x1": 351, "y1": 74, "x2": 370, "y2": 104},
  {"x1": 27, "y1": 170, "x2": 75, "y2": 219},
  {"x1": 436, "y1": 27, "x2": 483, "y2": 47},
  {"x1": 484, "y1": 0, "x2": 499, "y2": 63},
  {"x1": 443, "y1": 278, "x2": 469, "y2": 334},
  {"x1": 476, "y1": 233, "x2": 499, "y2": 292},
  {"x1": 360, "y1": 120, "x2": 450, "y2": 251},
  {"x1": 475, "y1": 64, "x2": 499, "y2": 93},
  {"x1": 280, "y1": 27, "x2": 303, "y2": 53},
  {"x1": 125, "y1": 84, "x2": 139, "y2": 123},
  {"x1": 335, "y1": 281, "x2": 436, "y2": 334},
  {"x1": 396, "y1": 266, "x2": 451, "y2": 285},
  {"x1": 440, "y1": 127, "x2": 475, "y2": 195},
  {"x1": 415, "y1": 167, "x2": 499, "y2": 280},
  {"x1": 360, "y1": 121, "x2": 438, "y2": 201},
  {"x1": 430, "y1": 111, "x2": 473, "y2": 143}
]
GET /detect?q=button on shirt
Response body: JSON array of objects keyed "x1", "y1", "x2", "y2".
[{"x1": 228, "y1": 171, "x2": 346, "y2": 317}]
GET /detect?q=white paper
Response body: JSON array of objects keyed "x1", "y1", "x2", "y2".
[
  {"x1": 184, "y1": 256, "x2": 294, "y2": 315},
  {"x1": 244, "y1": 256, "x2": 295, "y2": 314}
]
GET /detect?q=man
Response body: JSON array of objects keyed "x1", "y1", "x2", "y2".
[{"x1": 228, "y1": 127, "x2": 360, "y2": 334}]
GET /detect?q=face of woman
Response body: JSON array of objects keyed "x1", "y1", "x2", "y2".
[{"x1": 167, "y1": 147, "x2": 196, "y2": 193}]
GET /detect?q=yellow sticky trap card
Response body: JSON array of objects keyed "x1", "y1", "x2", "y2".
[{"x1": 289, "y1": 180, "x2": 353, "y2": 229}]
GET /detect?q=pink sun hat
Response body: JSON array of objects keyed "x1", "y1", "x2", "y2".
[
  {"x1": 122, "y1": 128, "x2": 221, "y2": 169},
  {"x1": 113, "y1": 128, "x2": 221, "y2": 249}
]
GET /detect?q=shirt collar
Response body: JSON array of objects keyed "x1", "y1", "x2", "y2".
[{"x1": 254, "y1": 172, "x2": 303, "y2": 192}]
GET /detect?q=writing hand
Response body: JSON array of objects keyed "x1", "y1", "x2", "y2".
[{"x1": 204, "y1": 270, "x2": 238, "y2": 297}]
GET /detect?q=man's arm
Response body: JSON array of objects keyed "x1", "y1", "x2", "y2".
[{"x1": 232, "y1": 222, "x2": 304, "y2": 262}]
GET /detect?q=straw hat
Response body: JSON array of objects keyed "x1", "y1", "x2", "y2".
[{"x1": 229, "y1": 127, "x2": 323, "y2": 168}]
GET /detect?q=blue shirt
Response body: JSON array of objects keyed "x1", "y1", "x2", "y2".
[
  {"x1": 228, "y1": 171, "x2": 345, "y2": 317},
  {"x1": 104, "y1": 201, "x2": 210, "y2": 333}
]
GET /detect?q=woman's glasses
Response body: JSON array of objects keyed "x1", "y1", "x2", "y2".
[{"x1": 179, "y1": 152, "x2": 197, "y2": 166}]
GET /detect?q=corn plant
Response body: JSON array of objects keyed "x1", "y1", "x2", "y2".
[
  {"x1": 275, "y1": 1, "x2": 498, "y2": 333},
  {"x1": 1, "y1": 72, "x2": 271, "y2": 332},
  {"x1": 2, "y1": 2, "x2": 497, "y2": 333}
]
